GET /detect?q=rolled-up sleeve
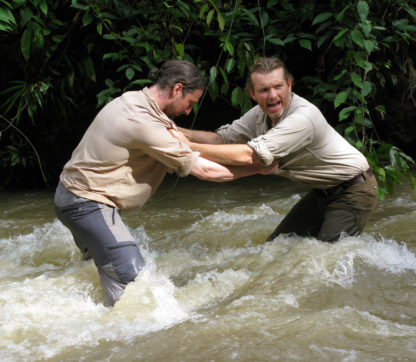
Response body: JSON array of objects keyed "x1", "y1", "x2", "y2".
[
  {"x1": 247, "y1": 137, "x2": 275, "y2": 166},
  {"x1": 248, "y1": 115, "x2": 314, "y2": 165},
  {"x1": 132, "y1": 120, "x2": 200, "y2": 177}
]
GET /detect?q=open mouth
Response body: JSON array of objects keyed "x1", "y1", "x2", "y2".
[{"x1": 267, "y1": 101, "x2": 282, "y2": 112}]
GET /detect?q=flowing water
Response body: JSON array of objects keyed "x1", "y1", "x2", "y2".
[{"x1": 1, "y1": 174, "x2": 416, "y2": 361}]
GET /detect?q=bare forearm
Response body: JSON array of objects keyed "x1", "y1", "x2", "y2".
[
  {"x1": 171, "y1": 128, "x2": 262, "y2": 165},
  {"x1": 189, "y1": 142, "x2": 260, "y2": 166},
  {"x1": 177, "y1": 127, "x2": 224, "y2": 144},
  {"x1": 190, "y1": 157, "x2": 277, "y2": 182}
]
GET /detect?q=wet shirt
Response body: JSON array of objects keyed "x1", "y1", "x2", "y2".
[
  {"x1": 60, "y1": 88, "x2": 199, "y2": 209},
  {"x1": 216, "y1": 93, "x2": 369, "y2": 189}
]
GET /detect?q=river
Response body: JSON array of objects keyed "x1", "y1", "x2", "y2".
[{"x1": 1, "y1": 174, "x2": 416, "y2": 361}]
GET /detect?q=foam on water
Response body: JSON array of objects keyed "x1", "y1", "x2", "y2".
[{"x1": 1, "y1": 201, "x2": 416, "y2": 360}]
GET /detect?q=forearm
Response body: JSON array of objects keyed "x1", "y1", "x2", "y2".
[
  {"x1": 189, "y1": 142, "x2": 260, "y2": 166},
  {"x1": 190, "y1": 157, "x2": 274, "y2": 182},
  {"x1": 177, "y1": 127, "x2": 224, "y2": 144}
]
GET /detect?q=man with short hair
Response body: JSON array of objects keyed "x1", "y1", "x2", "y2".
[
  {"x1": 176, "y1": 56, "x2": 378, "y2": 243},
  {"x1": 54, "y1": 59, "x2": 277, "y2": 307}
]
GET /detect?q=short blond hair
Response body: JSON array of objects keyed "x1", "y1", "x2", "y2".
[{"x1": 245, "y1": 57, "x2": 293, "y2": 93}]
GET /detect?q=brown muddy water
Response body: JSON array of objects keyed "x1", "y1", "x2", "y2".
[{"x1": 1, "y1": 174, "x2": 416, "y2": 361}]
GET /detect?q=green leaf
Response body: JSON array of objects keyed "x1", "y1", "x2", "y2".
[
  {"x1": 82, "y1": 12, "x2": 93, "y2": 26},
  {"x1": 39, "y1": 0, "x2": 48, "y2": 16},
  {"x1": 333, "y1": 69, "x2": 347, "y2": 81},
  {"x1": 363, "y1": 39, "x2": 375, "y2": 53},
  {"x1": 224, "y1": 41, "x2": 234, "y2": 55},
  {"x1": 125, "y1": 67, "x2": 134, "y2": 80},
  {"x1": 0, "y1": 6, "x2": 16, "y2": 30},
  {"x1": 351, "y1": 29, "x2": 364, "y2": 47},
  {"x1": 267, "y1": 37, "x2": 285, "y2": 46},
  {"x1": 350, "y1": 72, "x2": 363, "y2": 88},
  {"x1": 231, "y1": 87, "x2": 242, "y2": 107},
  {"x1": 217, "y1": 11, "x2": 225, "y2": 31},
  {"x1": 375, "y1": 105, "x2": 385, "y2": 113},
  {"x1": 241, "y1": 8, "x2": 259, "y2": 27},
  {"x1": 174, "y1": 43, "x2": 184, "y2": 57},
  {"x1": 360, "y1": 22, "x2": 371, "y2": 36},
  {"x1": 361, "y1": 81, "x2": 372, "y2": 97},
  {"x1": 171, "y1": 24, "x2": 183, "y2": 34},
  {"x1": 128, "y1": 79, "x2": 152, "y2": 87},
  {"x1": 206, "y1": 9, "x2": 214, "y2": 26},
  {"x1": 353, "y1": 52, "x2": 372, "y2": 72},
  {"x1": 317, "y1": 32, "x2": 332, "y2": 48},
  {"x1": 84, "y1": 57, "x2": 96, "y2": 82},
  {"x1": 97, "y1": 22, "x2": 102, "y2": 35},
  {"x1": 225, "y1": 58, "x2": 235, "y2": 73},
  {"x1": 344, "y1": 126, "x2": 354, "y2": 136},
  {"x1": 312, "y1": 12, "x2": 332, "y2": 26},
  {"x1": 199, "y1": 4, "x2": 209, "y2": 19},
  {"x1": 21, "y1": 28, "x2": 31, "y2": 61},
  {"x1": 339, "y1": 106, "x2": 356, "y2": 121},
  {"x1": 209, "y1": 66, "x2": 217, "y2": 82},
  {"x1": 335, "y1": 5, "x2": 351, "y2": 22},
  {"x1": 208, "y1": 79, "x2": 218, "y2": 100},
  {"x1": 0, "y1": 1, "x2": 12, "y2": 8},
  {"x1": 357, "y1": 0, "x2": 369, "y2": 21},
  {"x1": 69, "y1": 72, "x2": 74, "y2": 88},
  {"x1": 334, "y1": 91, "x2": 348, "y2": 108},
  {"x1": 333, "y1": 29, "x2": 348, "y2": 42},
  {"x1": 299, "y1": 39, "x2": 312, "y2": 50}
]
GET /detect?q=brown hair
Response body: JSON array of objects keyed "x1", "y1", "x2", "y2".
[
  {"x1": 148, "y1": 60, "x2": 207, "y2": 95},
  {"x1": 245, "y1": 57, "x2": 293, "y2": 93}
]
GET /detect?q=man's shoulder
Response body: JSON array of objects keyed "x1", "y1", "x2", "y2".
[
  {"x1": 290, "y1": 93, "x2": 316, "y2": 110},
  {"x1": 119, "y1": 89, "x2": 146, "y2": 104},
  {"x1": 241, "y1": 105, "x2": 267, "y2": 123},
  {"x1": 287, "y1": 93, "x2": 325, "y2": 120}
]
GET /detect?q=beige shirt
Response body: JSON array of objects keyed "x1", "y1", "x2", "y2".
[
  {"x1": 60, "y1": 88, "x2": 199, "y2": 209},
  {"x1": 216, "y1": 93, "x2": 369, "y2": 189}
]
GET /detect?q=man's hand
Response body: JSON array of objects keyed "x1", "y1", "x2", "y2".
[{"x1": 257, "y1": 159, "x2": 279, "y2": 175}]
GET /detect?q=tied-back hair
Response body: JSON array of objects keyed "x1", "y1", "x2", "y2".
[
  {"x1": 245, "y1": 57, "x2": 293, "y2": 93},
  {"x1": 148, "y1": 60, "x2": 207, "y2": 95}
]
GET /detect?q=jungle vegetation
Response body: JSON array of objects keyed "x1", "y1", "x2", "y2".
[{"x1": 1, "y1": 0, "x2": 415, "y2": 199}]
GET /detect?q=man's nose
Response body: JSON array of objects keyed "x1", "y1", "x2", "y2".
[{"x1": 268, "y1": 88, "x2": 278, "y2": 98}]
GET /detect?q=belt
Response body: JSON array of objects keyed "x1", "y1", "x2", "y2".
[
  {"x1": 318, "y1": 168, "x2": 373, "y2": 196},
  {"x1": 341, "y1": 168, "x2": 373, "y2": 188}
]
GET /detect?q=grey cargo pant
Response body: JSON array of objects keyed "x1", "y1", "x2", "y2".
[
  {"x1": 54, "y1": 182, "x2": 145, "y2": 306},
  {"x1": 266, "y1": 173, "x2": 378, "y2": 242}
]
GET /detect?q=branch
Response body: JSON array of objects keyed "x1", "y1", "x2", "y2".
[{"x1": 0, "y1": 114, "x2": 47, "y2": 184}]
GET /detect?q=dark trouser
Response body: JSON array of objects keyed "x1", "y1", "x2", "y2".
[
  {"x1": 54, "y1": 182, "x2": 145, "y2": 306},
  {"x1": 266, "y1": 174, "x2": 378, "y2": 242}
]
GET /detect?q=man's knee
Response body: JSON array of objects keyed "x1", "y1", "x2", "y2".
[
  {"x1": 99, "y1": 244, "x2": 145, "y2": 306},
  {"x1": 102, "y1": 243, "x2": 145, "y2": 284},
  {"x1": 318, "y1": 208, "x2": 362, "y2": 242}
]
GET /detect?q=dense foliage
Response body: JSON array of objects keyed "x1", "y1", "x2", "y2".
[{"x1": 1, "y1": 0, "x2": 415, "y2": 198}]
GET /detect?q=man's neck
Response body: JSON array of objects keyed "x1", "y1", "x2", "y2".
[{"x1": 149, "y1": 84, "x2": 170, "y2": 112}]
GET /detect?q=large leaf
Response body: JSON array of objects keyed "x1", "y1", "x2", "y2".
[{"x1": 312, "y1": 12, "x2": 332, "y2": 26}]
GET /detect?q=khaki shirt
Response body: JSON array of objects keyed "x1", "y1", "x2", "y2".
[
  {"x1": 60, "y1": 88, "x2": 199, "y2": 209},
  {"x1": 216, "y1": 93, "x2": 369, "y2": 189}
]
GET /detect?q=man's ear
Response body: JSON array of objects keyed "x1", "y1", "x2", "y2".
[
  {"x1": 287, "y1": 78, "x2": 292, "y2": 93},
  {"x1": 171, "y1": 83, "x2": 183, "y2": 97},
  {"x1": 249, "y1": 88, "x2": 257, "y2": 102}
]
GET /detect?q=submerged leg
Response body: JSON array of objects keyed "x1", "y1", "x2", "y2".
[
  {"x1": 54, "y1": 183, "x2": 145, "y2": 306},
  {"x1": 266, "y1": 190, "x2": 323, "y2": 242}
]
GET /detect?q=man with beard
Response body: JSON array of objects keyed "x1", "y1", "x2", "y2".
[{"x1": 54, "y1": 60, "x2": 277, "y2": 306}]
